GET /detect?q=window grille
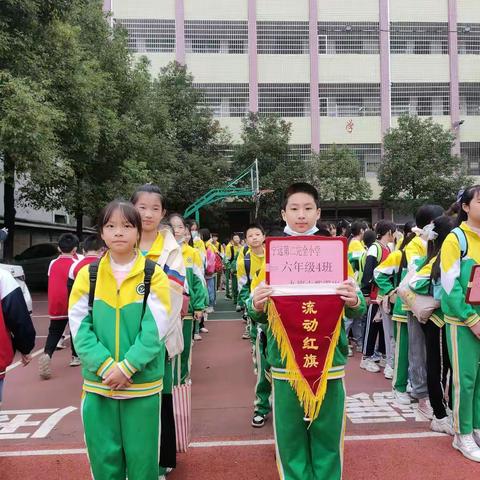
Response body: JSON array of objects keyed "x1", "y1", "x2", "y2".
[
  {"x1": 461, "y1": 143, "x2": 480, "y2": 175},
  {"x1": 317, "y1": 22, "x2": 380, "y2": 54},
  {"x1": 193, "y1": 83, "x2": 249, "y2": 117},
  {"x1": 185, "y1": 20, "x2": 248, "y2": 54},
  {"x1": 460, "y1": 83, "x2": 480, "y2": 116},
  {"x1": 114, "y1": 19, "x2": 175, "y2": 53},
  {"x1": 391, "y1": 83, "x2": 450, "y2": 116},
  {"x1": 259, "y1": 84, "x2": 310, "y2": 117},
  {"x1": 288, "y1": 144, "x2": 313, "y2": 160},
  {"x1": 458, "y1": 24, "x2": 480, "y2": 55},
  {"x1": 319, "y1": 144, "x2": 382, "y2": 175},
  {"x1": 257, "y1": 21, "x2": 309, "y2": 54},
  {"x1": 318, "y1": 84, "x2": 381, "y2": 117},
  {"x1": 390, "y1": 22, "x2": 448, "y2": 54}
]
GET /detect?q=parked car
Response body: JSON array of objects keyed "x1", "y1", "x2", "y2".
[
  {"x1": 13, "y1": 243, "x2": 58, "y2": 290},
  {"x1": 0, "y1": 263, "x2": 33, "y2": 312}
]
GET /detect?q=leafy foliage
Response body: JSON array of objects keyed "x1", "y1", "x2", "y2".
[{"x1": 378, "y1": 115, "x2": 470, "y2": 213}]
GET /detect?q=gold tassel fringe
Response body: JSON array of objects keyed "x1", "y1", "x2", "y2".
[{"x1": 267, "y1": 299, "x2": 343, "y2": 422}]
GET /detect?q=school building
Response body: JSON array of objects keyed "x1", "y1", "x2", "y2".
[{"x1": 105, "y1": 0, "x2": 480, "y2": 221}]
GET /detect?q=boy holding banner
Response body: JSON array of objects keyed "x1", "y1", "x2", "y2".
[{"x1": 248, "y1": 183, "x2": 366, "y2": 480}]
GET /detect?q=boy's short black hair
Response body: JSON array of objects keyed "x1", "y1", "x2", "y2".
[
  {"x1": 199, "y1": 228, "x2": 211, "y2": 242},
  {"x1": 363, "y1": 229, "x2": 376, "y2": 248},
  {"x1": 350, "y1": 221, "x2": 368, "y2": 237},
  {"x1": 58, "y1": 233, "x2": 79, "y2": 254},
  {"x1": 245, "y1": 223, "x2": 265, "y2": 236},
  {"x1": 316, "y1": 223, "x2": 332, "y2": 237},
  {"x1": 375, "y1": 220, "x2": 397, "y2": 238},
  {"x1": 282, "y1": 183, "x2": 320, "y2": 210},
  {"x1": 82, "y1": 234, "x2": 104, "y2": 253}
]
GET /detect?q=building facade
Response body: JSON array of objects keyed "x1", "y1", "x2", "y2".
[{"x1": 106, "y1": 0, "x2": 480, "y2": 199}]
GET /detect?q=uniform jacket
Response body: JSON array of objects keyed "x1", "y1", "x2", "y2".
[
  {"x1": 441, "y1": 222, "x2": 480, "y2": 328},
  {"x1": 69, "y1": 251, "x2": 172, "y2": 399},
  {"x1": 0, "y1": 270, "x2": 35, "y2": 379}
]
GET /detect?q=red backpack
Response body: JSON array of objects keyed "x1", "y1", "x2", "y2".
[{"x1": 205, "y1": 247, "x2": 217, "y2": 276}]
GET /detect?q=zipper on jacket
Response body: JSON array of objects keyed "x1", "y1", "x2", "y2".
[{"x1": 115, "y1": 289, "x2": 120, "y2": 361}]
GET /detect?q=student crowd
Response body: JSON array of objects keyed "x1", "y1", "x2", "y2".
[{"x1": 0, "y1": 181, "x2": 479, "y2": 480}]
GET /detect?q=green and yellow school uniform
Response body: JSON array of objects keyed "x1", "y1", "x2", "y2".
[
  {"x1": 247, "y1": 262, "x2": 366, "y2": 480},
  {"x1": 348, "y1": 238, "x2": 365, "y2": 274},
  {"x1": 174, "y1": 242, "x2": 208, "y2": 385},
  {"x1": 69, "y1": 252, "x2": 172, "y2": 480},
  {"x1": 374, "y1": 249, "x2": 410, "y2": 392},
  {"x1": 441, "y1": 223, "x2": 480, "y2": 435},
  {"x1": 237, "y1": 248, "x2": 271, "y2": 417},
  {"x1": 225, "y1": 242, "x2": 242, "y2": 302}
]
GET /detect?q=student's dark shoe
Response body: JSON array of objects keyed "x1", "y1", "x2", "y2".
[{"x1": 251, "y1": 414, "x2": 266, "y2": 428}]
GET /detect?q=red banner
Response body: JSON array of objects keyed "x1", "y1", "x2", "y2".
[{"x1": 268, "y1": 294, "x2": 344, "y2": 421}]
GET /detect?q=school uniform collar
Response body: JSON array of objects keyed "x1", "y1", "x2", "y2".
[
  {"x1": 283, "y1": 225, "x2": 319, "y2": 236},
  {"x1": 101, "y1": 249, "x2": 146, "y2": 280}
]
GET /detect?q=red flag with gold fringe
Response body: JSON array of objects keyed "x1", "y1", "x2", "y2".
[{"x1": 266, "y1": 236, "x2": 347, "y2": 421}]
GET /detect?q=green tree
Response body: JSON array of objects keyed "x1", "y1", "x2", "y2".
[
  {"x1": 231, "y1": 113, "x2": 308, "y2": 223},
  {"x1": 152, "y1": 62, "x2": 230, "y2": 213},
  {"x1": 378, "y1": 115, "x2": 470, "y2": 213},
  {"x1": 0, "y1": 0, "x2": 70, "y2": 257},
  {"x1": 310, "y1": 145, "x2": 372, "y2": 205}
]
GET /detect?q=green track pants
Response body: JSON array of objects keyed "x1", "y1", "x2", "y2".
[
  {"x1": 82, "y1": 392, "x2": 161, "y2": 480},
  {"x1": 393, "y1": 321, "x2": 409, "y2": 393},
  {"x1": 272, "y1": 378, "x2": 346, "y2": 480},
  {"x1": 252, "y1": 325, "x2": 272, "y2": 416},
  {"x1": 446, "y1": 323, "x2": 480, "y2": 434}
]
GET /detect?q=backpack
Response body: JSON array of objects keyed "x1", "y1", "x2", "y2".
[
  {"x1": 205, "y1": 247, "x2": 217, "y2": 276},
  {"x1": 88, "y1": 258, "x2": 156, "y2": 316},
  {"x1": 243, "y1": 246, "x2": 251, "y2": 284},
  {"x1": 214, "y1": 253, "x2": 223, "y2": 274},
  {"x1": 357, "y1": 242, "x2": 383, "y2": 284},
  {"x1": 452, "y1": 227, "x2": 468, "y2": 259}
]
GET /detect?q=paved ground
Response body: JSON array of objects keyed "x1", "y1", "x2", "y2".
[{"x1": 0, "y1": 292, "x2": 477, "y2": 479}]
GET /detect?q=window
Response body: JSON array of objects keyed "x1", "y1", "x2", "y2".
[
  {"x1": 114, "y1": 19, "x2": 175, "y2": 53},
  {"x1": 460, "y1": 83, "x2": 480, "y2": 115},
  {"x1": 257, "y1": 21, "x2": 309, "y2": 54},
  {"x1": 54, "y1": 214, "x2": 68, "y2": 225},
  {"x1": 461, "y1": 143, "x2": 480, "y2": 175},
  {"x1": 318, "y1": 22, "x2": 379, "y2": 54},
  {"x1": 288, "y1": 144, "x2": 313, "y2": 160},
  {"x1": 390, "y1": 22, "x2": 448, "y2": 54},
  {"x1": 391, "y1": 83, "x2": 450, "y2": 116},
  {"x1": 458, "y1": 24, "x2": 480, "y2": 55},
  {"x1": 259, "y1": 84, "x2": 310, "y2": 117},
  {"x1": 318, "y1": 84, "x2": 381, "y2": 117},
  {"x1": 193, "y1": 83, "x2": 249, "y2": 117},
  {"x1": 185, "y1": 20, "x2": 248, "y2": 54}
]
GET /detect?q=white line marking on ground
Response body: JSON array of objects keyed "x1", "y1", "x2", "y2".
[
  {"x1": 32, "y1": 315, "x2": 49, "y2": 319},
  {"x1": 0, "y1": 431, "x2": 449, "y2": 457},
  {"x1": 6, "y1": 335, "x2": 70, "y2": 372}
]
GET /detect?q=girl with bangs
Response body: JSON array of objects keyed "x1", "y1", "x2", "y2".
[
  {"x1": 440, "y1": 186, "x2": 480, "y2": 462},
  {"x1": 69, "y1": 201, "x2": 172, "y2": 479},
  {"x1": 131, "y1": 185, "x2": 186, "y2": 478}
]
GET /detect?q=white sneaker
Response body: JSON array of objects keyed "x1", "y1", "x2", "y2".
[
  {"x1": 453, "y1": 433, "x2": 480, "y2": 462},
  {"x1": 384, "y1": 364, "x2": 394, "y2": 379},
  {"x1": 473, "y1": 429, "x2": 480, "y2": 447},
  {"x1": 348, "y1": 345, "x2": 353, "y2": 357},
  {"x1": 236, "y1": 305, "x2": 242, "y2": 312},
  {"x1": 406, "y1": 380, "x2": 412, "y2": 393},
  {"x1": 242, "y1": 328, "x2": 250, "y2": 339},
  {"x1": 56, "y1": 337, "x2": 67, "y2": 350},
  {"x1": 431, "y1": 415, "x2": 455, "y2": 436},
  {"x1": 194, "y1": 333, "x2": 202, "y2": 341},
  {"x1": 393, "y1": 389, "x2": 411, "y2": 405},
  {"x1": 38, "y1": 353, "x2": 52, "y2": 379},
  {"x1": 69, "y1": 356, "x2": 81, "y2": 367},
  {"x1": 360, "y1": 358, "x2": 380, "y2": 373},
  {"x1": 418, "y1": 397, "x2": 434, "y2": 420},
  {"x1": 205, "y1": 306, "x2": 214, "y2": 314},
  {"x1": 200, "y1": 327, "x2": 209, "y2": 333}
]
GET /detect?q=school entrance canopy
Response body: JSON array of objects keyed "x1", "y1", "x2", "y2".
[{"x1": 184, "y1": 160, "x2": 263, "y2": 225}]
